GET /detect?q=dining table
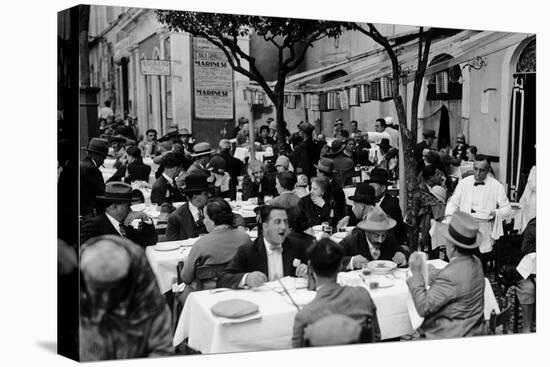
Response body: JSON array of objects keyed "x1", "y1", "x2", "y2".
[{"x1": 172, "y1": 259, "x2": 499, "y2": 353}]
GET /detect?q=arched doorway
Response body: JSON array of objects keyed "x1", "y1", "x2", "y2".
[{"x1": 506, "y1": 39, "x2": 535, "y2": 201}]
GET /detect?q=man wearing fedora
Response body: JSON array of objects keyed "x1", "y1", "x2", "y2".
[
  {"x1": 340, "y1": 206, "x2": 409, "y2": 270},
  {"x1": 289, "y1": 122, "x2": 319, "y2": 179},
  {"x1": 330, "y1": 139, "x2": 354, "y2": 188},
  {"x1": 80, "y1": 138, "x2": 109, "y2": 217},
  {"x1": 315, "y1": 157, "x2": 346, "y2": 225},
  {"x1": 407, "y1": 211, "x2": 486, "y2": 339},
  {"x1": 414, "y1": 129, "x2": 437, "y2": 173},
  {"x1": 187, "y1": 142, "x2": 215, "y2": 177},
  {"x1": 150, "y1": 152, "x2": 186, "y2": 205},
  {"x1": 337, "y1": 183, "x2": 376, "y2": 229},
  {"x1": 368, "y1": 168, "x2": 406, "y2": 245},
  {"x1": 80, "y1": 182, "x2": 157, "y2": 247},
  {"x1": 165, "y1": 175, "x2": 211, "y2": 241}
]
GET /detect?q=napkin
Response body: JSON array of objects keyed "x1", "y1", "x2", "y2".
[
  {"x1": 211, "y1": 299, "x2": 259, "y2": 319},
  {"x1": 516, "y1": 253, "x2": 536, "y2": 279}
]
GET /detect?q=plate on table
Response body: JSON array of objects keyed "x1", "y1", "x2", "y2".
[
  {"x1": 366, "y1": 260, "x2": 397, "y2": 274},
  {"x1": 154, "y1": 242, "x2": 180, "y2": 252},
  {"x1": 241, "y1": 204, "x2": 258, "y2": 211},
  {"x1": 331, "y1": 232, "x2": 348, "y2": 241}
]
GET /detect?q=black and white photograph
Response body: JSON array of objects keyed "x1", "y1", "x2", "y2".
[{"x1": 46, "y1": 0, "x2": 543, "y2": 365}]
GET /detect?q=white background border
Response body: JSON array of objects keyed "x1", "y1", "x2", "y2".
[{"x1": 0, "y1": 0, "x2": 545, "y2": 366}]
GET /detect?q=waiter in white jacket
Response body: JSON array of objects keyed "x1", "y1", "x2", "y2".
[{"x1": 445, "y1": 156, "x2": 511, "y2": 253}]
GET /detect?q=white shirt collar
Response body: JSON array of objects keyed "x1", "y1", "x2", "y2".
[
  {"x1": 188, "y1": 201, "x2": 200, "y2": 221},
  {"x1": 105, "y1": 212, "x2": 123, "y2": 235},
  {"x1": 264, "y1": 237, "x2": 282, "y2": 255},
  {"x1": 162, "y1": 172, "x2": 174, "y2": 185}
]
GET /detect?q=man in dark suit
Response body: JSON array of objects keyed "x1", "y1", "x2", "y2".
[
  {"x1": 150, "y1": 152, "x2": 186, "y2": 205},
  {"x1": 340, "y1": 206, "x2": 409, "y2": 270},
  {"x1": 80, "y1": 182, "x2": 157, "y2": 247},
  {"x1": 367, "y1": 168, "x2": 406, "y2": 245},
  {"x1": 217, "y1": 205, "x2": 309, "y2": 289},
  {"x1": 414, "y1": 129, "x2": 436, "y2": 173},
  {"x1": 315, "y1": 158, "x2": 346, "y2": 226},
  {"x1": 219, "y1": 139, "x2": 244, "y2": 189},
  {"x1": 165, "y1": 175, "x2": 211, "y2": 241},
  {"x1": 80, "y1": 138, "x2": 109, "y2": 217},
  {"x1": 107, "y1": 146, "x2": 151, "y2": 184},
  {"x1": 241, "y1": 160, "x2": 277, "y2": 201},
  {"x1": 292, "y1": 238, "x2": 380, "y2": 347},
  {"x1": 289, "y1": 122, "x2": 319, "y2": 179}
]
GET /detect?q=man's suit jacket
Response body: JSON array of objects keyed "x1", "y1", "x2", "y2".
[
  {"x1": 241, "y1": 174, "x2": 277, "y2": 201},
  {"x1": 332, "y1": 153, "x2": 354, "y2": 188},
  {"x1": 80, "y1": 157, "x2": 105, "y2": 216},
  {"x1": 165, "y1": 203, "x2": 207, "y2": 241},
  {"x1": 289, "y1": 139, "x2": 319, "y2": 178},
  {"x1": 80, "y1": 213, "x2": 157, "y2": 247},
  {"x1": 414, "y1": 141, "x2": 430, "y2": 173},
  {"x1": 107, "y1": 161, "x2": 152, "y2": 184},
  {"x1": 150, "y1": 175, "x2": 186, "y2": 205},
  {"x1": 329, "y1": 179, "x2": 346, "y2": 225},
  {"x1": 217, "y1": 236, "x2": 308, "y2": 289},
  {"x1": 292, "y1": 282, "x2": 381, "y2": 347},
  {"x1": 186, "y1": 161, "x2": 210, "y2": 177},
  {"x1": 270, "y1": 192, "x2": 300, "y2": 209},
  {"x1": 220, "y1": 150, "x2": 244, "y2": 184},
  {"x1": 340, "y1": 230, "x2": 409, "y2": 268},
  {"x1": 379, "y1": 194, "x2": 406, "y2": 245},
  {"x1": 407, "y1": 255, "x2": 486, "y2": 339}
]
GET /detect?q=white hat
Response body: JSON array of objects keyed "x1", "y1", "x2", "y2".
[{"x1": 384, "y1": 116, "x2": 393, "y2": 125}]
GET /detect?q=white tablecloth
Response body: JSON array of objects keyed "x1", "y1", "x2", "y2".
[
  {"x1": 145, "y1": 239, "x2": 198, "y2": 294},
  {"x1": 233, "y1": 147, "x2": 269, "y2": 163}
]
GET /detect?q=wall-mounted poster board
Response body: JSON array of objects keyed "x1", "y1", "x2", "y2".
[{"x1": 192, "y1": 37, "x2": 234, "y2": 119}]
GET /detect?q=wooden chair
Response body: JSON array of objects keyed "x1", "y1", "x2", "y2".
[
  {"x1": 195, "y1": 260, "x2": 229, "y2": 291},
  {"x1": 488, "y1": 304, "x2": 513, "y2": 335}
]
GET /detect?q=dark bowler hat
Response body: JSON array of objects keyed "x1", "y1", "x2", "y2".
[
  {"x1": 191, "y1": 142, "x2": 215, "y2": 157},
  {"x1": 349, "y1": 183, "x2": 376, "y2": 205},
  {"x1": 329, "y1": 139, "x2": 345, "y2": 155},
  {"x1": 442, "y1": 211, "x2": 481, "y2": 249},
  {"x1": 207, "y1": 155, "x2": 227, "y2": 174},
  {"x1": 82, "y1": 137, "x2": 109, "y2": 156},
  {"x1": 366, "y1": 168, "x2": 392, "y2": 186},
  {"x1": 181, "y1": 174, "x2": 213, "y2": 194},
  {"x1": 96, "y1": 182, "x2": 134, "y2": 202},
  {"x1": 314, "y1": 158, "x2": 334, "y2": 175},
  {"x1": 422, "y1": 129, "x2": 437, "y2": 139}
]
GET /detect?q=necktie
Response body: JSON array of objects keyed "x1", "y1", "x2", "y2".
[
  {"x1": 270, "y1": 245, "x2": 283, "y2": 253},
  {"x1": 119, "y1": 224, "x2": 127, "y2": 237},
  {"x1": 196, "y1": 209, "x2": 205, "y2": 230},
  {"x1": 474, "y1": 182, "x2": 485, "y2": 186}
]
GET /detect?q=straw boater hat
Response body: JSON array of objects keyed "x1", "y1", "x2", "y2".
[
  {"x1": 96, "y1": 182, "x2": 134, "y2": 203},
  {"x1": 82, "y1": 138, "x2": 109, "y2": 156},
  {"x1": 384, "y1": 116, "x2": 393, "y2": 126},
  {"x1": 314, "y1": 158, "x2": 334, "y2": 175},
  {"x1": 349, "y1": 183, "x2": 376, "y2": 205},
  {"x1": 357, "y1": 206, "x2": 396, "y2": 232},
  {"x1": 191, "y1": 142, "x2": 215, "y2": 157},
  {"x1": 442, "y1": 211, "x2": 481, "y2": 249}
]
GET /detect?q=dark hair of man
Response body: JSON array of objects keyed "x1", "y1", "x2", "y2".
[
  {"x1": 205, "y1": 197, "x2": 235, "y2": 226},
  {"x1": 351, "y1": 120, "x2": 358, "y2": 126},
  {"x1": 146, "y1": 129, "x2": 157, "y2": 136},
  {"x1": 376, "y1": 118, "x2": 387, "y2": 128},
  {"x1": 422, "y1": 164, "x2": 437, "y2": 181},
  {"x1": 277, "y1": 171, "x2": 297, "y2": 191},
  {"x1": 287, "y1": 207, "x2": 310, "y2": 233},
  {"x1": 474, "y1": 153, "x2": 488, "y2": 164},
  {"x1": 162, "y1": 152, "x2": 180, "y2": 169},
  {"x1": 425, "y1": 151, "x2": 441, "y2": 165},
  {"x1": 260, "y1": 125, "x2": 269, "y2": 133},
  {"x1": 341, "y1": 130, "x2": 350, "y2": 139},
  {"x1": 126, "y1": 146, "x2": 142, "y2": 159},
  {"x1": 469, "y1": 145, "x2": 478, "y2": 156},
  {"x1": 259, "y1": 205, "x2": 287, "y2": 225},
  {"x1": 345, "y1": 138, "x2": 355, "y2": 146},
  {"x1": 104, "y1": 100, "x2": 111, "y2": 107},
  {"x1": 307, "y1": 238, "x2": 344, "y2": 277}
]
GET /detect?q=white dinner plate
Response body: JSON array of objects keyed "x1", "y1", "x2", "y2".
[
  {"x1": 332, "y1": 232, "x2": 348, "y2": 240},
  {"x1": 154, "y1": 242, "x2": 180, "y2": 251},
  {"x1": 367, "y1": 260, "x2": 397, "y2": 274},
  {"x1": 241, "y1": 204, "x2": 257, "y2": 211}
]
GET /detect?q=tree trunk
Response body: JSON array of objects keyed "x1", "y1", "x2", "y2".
[{"x1": 274, "y1": 72, "x2": 287, "y2": 156}]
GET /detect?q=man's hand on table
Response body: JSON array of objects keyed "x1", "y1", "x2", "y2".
[
  {"x1": 352, "y1": 255, "x2": 369, "y2": 269},
  {"x1": 124, "y1": 211, "x2": 152, "y2": 226},
  {"x1": 408, "y1": 252, "x2": 425, "y2": 276},
  {"x1": 392, "y1": 252, "x2": 407, "y2": 266},
  {"x1": 245, "y1": 271, "x2": 268, "y2": 287}
]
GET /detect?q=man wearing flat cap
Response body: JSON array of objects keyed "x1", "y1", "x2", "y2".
[
  {"x1": 407, "y1": 211, "x2": 486, "y2": 339},
  {"x1": 340, "y1": 206, "x2": 409, "y2": 270},
  {"x1": 80, "y1": 182, "x2": 157, "y2": 247},
  {"x1": 79, "y1": 235, "x2": 172, "y2": 360},
  {"x1": 80, "y1": 138, "x2": 109, "y2": 217},
  {"x1": 289, "y1": 122, "x2": 320, "y2": 179}
]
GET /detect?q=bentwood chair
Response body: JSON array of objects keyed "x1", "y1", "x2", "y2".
[{"x1": 195, "y1": 260, "x2": 229, "y2": 291}]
